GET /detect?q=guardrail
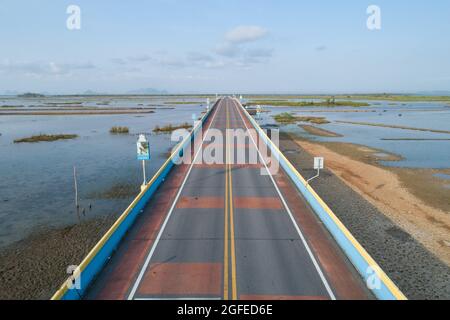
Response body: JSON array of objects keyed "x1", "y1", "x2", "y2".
[
  {"x1": 51, "y1": 101, "x2": 217, "y2": 300},
  {"x1": 238, "y1": 99, "x2": 406, "y2": 300}
]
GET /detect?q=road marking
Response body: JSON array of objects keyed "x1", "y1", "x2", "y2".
[
  {"x1": 226, "y1": 102, "x2": 238, "y2": 300},
  {"x1": 231, "y1": 99, "x2": 336, "y2": 300},
  {"x1": 135, "y1": 297, "x2": 222, "y2": 300},
  {"x1": 229, "y1": 150, "x2": 237, "y2": 300},
  {"x1": 223, "y1": 104, "x2": 229, "y2": 300},
  {"x1": 127, "y1": 100, "x2": 221, "y2": 300}
]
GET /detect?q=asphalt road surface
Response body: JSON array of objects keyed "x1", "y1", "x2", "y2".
[{"x1": 86, "y1": 97, "x2": 370, "y2": 300}]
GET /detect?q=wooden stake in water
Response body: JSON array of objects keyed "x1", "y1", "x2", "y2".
[{"x1": 73, "y1": 166, "x2": 81, "y2": 223}]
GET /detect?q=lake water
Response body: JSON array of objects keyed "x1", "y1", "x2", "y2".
[
  {"x1": 257, "y1": 101, "x2": 450, "y2": 169},
  {"x1": 0, "y1": 96, "x2": 207, "y2": 248},
  {"x1": 1, "y1": 97, "x2": 449, "y2": 248}
]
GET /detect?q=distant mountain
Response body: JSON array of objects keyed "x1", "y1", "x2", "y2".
[
  {"x1": 126, "y1": 88, "x2": 168, "y2": 95},
  {"x1": 18, "y1": 92, "x2": 46, "y2": 98}
]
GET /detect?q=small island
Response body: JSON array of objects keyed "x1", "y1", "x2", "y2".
[
  {"x1": 273, "y1": 112, "x2": 330, "y2": 124},
  {"x1": 110, "y1": 126, "x2": 129, "y2": 134},
  {"x1": 14, "y1": 134, "x2": 78, "y2": 143},
  {"x1": 248, "y1": 97, "x2": 370, "y2": 108},
  {"x1": 153, "y1": 123, "x2": 192, "y2": 133}
]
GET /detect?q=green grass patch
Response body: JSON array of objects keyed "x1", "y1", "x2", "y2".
[
  {"x1": 248, "y1": 94, "x2": 450, "y2": 103},
  {"x1": 14, "y1": 134, "x2": 78, "y2": 143},
  {"x1": 248, "y1": 98, "x2": 369, "y2": 107},
  {"x1": 153, "y1": 122, "x2": 193, "y2": 133},
  {"x1": 109, "y1": 126, "x2": 129, "y2": 134},
  {"x1": 273, "y1": 113, "x2": 330, "y2": 124}
]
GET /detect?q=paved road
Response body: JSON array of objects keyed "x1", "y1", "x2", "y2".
[{"x1": 86, "y1": 97, "x2": 370, "y2": 300}]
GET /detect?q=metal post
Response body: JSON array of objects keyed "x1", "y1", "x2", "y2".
[
  {"x1": 73, "y1": 166, "x2": 78, "y2": 208},
  {"x1": 137, "y1": 134, "x2": 150, "y2": 192},
  {"x1": 142, "y1": 160, "x2": 146, "y2": 186},
  {"x1": 73, "y1": 166, "x2": 80, "y2": 223},
  {"x1": 307, "y1": 157, "x2": 324, "y2": 185},
  {"x1": 306, "y1": 168, "x2": 320, "y2": 185}
]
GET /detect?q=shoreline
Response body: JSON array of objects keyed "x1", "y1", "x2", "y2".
[
  {"x1": 289, "y1": 136, "x2": 450, "y2": 266},
  {"x1": 335, "y1": 120, "x2": 450, "y2": 135},
  {"x1": 0, "y1": 215, "x2": 117, "y2": 300},
  {"x1": 279, "y1": 133, "x2": 450, "y2": 299},
  {"x1": 0, "y1": 110, "x2": 155, "y2": 116},
  {"x1": 1, "y1": 127, "x2": 449, "y2": 299}
]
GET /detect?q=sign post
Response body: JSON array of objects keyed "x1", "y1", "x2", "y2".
[
  {"x1": 137, "y1": 134, "x2": 150, "y2": 191},
  {"x1": 307, "y1": 157, "x2": 324, "y2": 184}
]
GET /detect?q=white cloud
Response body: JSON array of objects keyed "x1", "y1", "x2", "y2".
[
  {"x1": 211, "y1": 25, "x2": 273, "y2": 68},
  {"x1": 0, "y1": 60, "x2": 95, "y2": 76},
  {"x1": 187, "y1": 52, "x2": 214, "y2": 63},
  {"x1": 225, "y1": 26, "x2": 268, "y2": 44}
]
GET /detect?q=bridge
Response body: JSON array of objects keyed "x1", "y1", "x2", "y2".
[{"x1": 52, "y1": 97, "x2": 406, "y2": 300}]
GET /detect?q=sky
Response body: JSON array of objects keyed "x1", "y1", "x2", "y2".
[{"x1": 0, "y1": 0, "x2": 449, "y2": 94}]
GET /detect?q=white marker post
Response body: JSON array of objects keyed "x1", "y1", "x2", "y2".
[
  {"x1": 307, "y1": 157, "x2": 324, "y2": 185},
  {"x1": 206, "y1": 98, "x2": 210, "y2": 111},
  {"x1": 256, "y1": 105, "x2": 262, "y2": 119},
  {"x1": 137, "y1": 134, "x2": 150, "y2": 191}
]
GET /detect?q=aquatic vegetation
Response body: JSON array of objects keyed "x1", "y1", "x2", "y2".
[
  {"x1": 109, "y1": 126, "x2": 129, "y2": 134},
  {"x1": 248, "y1": 94, "x2": 450, "y2": 103},
  {"x1": 273, "y1": 113, "x2": 330, "y2": 124},
  {"x1": 273, "y1": 113, "x2": 298, "y2": 123},
  {"x1": 153, "y1": 122, "x2": 192, "y2": 133},
  {"x1": 297, "y1": 116, "x2": 330, "y2": 124},
  {"x1": 248, "y1": 99, "x2": 369, "y2": 107},
  {"x1": 14, "y1": 134, "x2": 78, "y2": 143}
]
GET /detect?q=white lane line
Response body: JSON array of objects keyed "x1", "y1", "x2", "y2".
[
  {"x1": 127, "y1": 100, "x2": 222, "y2": 300},
  {"x1": 231, "y1": 99, "x2": 336, "y2": 300},
  {"x1": 135, "y1": 297, "x2": 222, "y2": 300}
]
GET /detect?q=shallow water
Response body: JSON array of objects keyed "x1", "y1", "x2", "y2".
[
  {"x1": 434, "y1": 173, "x2": 450, "y2": 180},
  {"x1": 257, "y1": 101, "x2": 450, "y2": 169},
  {"x1": 0, "y1": 97, "x2": 206, "y2": 247}
]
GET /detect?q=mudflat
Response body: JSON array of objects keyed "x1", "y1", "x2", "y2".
[
  {"x1": 0, "y1": 215, "x2": 117, "y2": 299},
  {"x1": 295, "y1": 138, "x2": 450, "y2": 267}
]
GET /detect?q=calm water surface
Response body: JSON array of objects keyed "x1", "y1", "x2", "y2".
[
  {"x1": 257, "y1": 101, "x2": 450, "y2": 168},
  {"x1": 0, "y1": 97, "x2": 206, "y2": 247}
]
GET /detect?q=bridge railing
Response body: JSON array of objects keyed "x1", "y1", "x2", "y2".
[
  {"x1": 51, "y1": 101, "x2": 217, "y2": 300},
  {"x1": 237, "y1": 99, "x2": 406, "y2": 300}
]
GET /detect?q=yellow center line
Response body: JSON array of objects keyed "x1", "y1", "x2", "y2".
[
  {"x1": 223, "y1": 104, "x2": 229, "y2": 300},
  {"x1": 223, "y1": 102, "x2": 238, "y2": 300},
  {"x1": 229, "y1": 147, "x2": 237, "y2": 300},
  {"x1": 228, "y1": 103, "x2": 238, "y2": 300}
]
